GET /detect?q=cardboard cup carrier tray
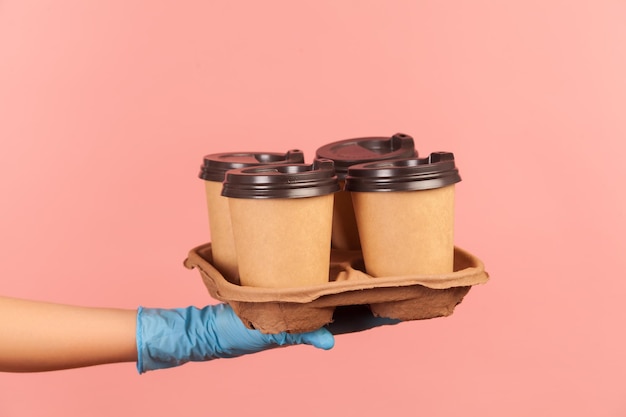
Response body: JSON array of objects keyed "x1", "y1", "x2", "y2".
[{"x1": 184, "y1": 242, "x2": 489, "y2": 334}]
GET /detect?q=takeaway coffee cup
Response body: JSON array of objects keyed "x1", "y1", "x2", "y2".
[
  {"x1": 222, "y1": 159, "x2": 339, "y2": 288},
  {"x1": 198, "y1": 150, "x2": 304, "y2": 282},
  {"x1": 316, "y1": 133, "x2": 416, "y2": 250},
  {"x1": 345, "y1": 152, "x2": 461, "y2": 277}
]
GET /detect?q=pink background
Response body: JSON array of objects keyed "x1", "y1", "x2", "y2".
[{"x1": 1, "y1": 1, "x2": 625, "y2": 416}]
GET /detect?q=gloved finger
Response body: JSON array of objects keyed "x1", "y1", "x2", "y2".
[
  {"x1": 325, "y1": 304, "x2": 401, "y2": 335},
  {"x1": 277, "y1": 327, "x2": 335, "y2": 350}
]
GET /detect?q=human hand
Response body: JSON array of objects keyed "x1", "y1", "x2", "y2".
[{"x1": 136, "y1": 303, "x2": 334, "y2": 373}]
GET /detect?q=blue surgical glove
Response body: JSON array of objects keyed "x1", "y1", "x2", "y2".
[{"x1": 136, "y1": 303, "x2": 335, "y2": 373}]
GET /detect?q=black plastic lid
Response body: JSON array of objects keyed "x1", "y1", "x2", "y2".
[
  {"x1": 222, "y1": 159, "x2": 340, "y2": 199},
  {"x1": 198, "y1": 149, "x2": 305, "y2": 182},
  {"x1": 315, "y1": 133, "x2": 417, "y2": 179},
  {"x1": 344, "y1": 152, "x2": 461, "y2": 192}
]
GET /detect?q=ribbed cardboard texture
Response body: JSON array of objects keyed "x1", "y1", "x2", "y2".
[{"x1": 184, "y1": 242, "x2": 489, "y2": 334}]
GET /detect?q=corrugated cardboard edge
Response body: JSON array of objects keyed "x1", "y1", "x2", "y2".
[{"x1": 183, "y1": 242, "x2": 490, "y2": 304}]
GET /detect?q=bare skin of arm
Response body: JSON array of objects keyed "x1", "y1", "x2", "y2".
[{"x1": 0, "y1": 296, "x2": 137, "y2": 372}]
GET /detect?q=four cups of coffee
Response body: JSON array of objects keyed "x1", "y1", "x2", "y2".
[{"x1": 199, "y1": 133, "x2": 461, "y2": 289}]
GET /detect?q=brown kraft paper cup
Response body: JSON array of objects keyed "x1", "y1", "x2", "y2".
[
  {"x1": 198, "y1": 150, "x2": 304, "y2": 283},
  {"x1": 330, "y1": 179, "x2": 362, "y2": 250},
  {"x1": 345, "y1": 152, "x2": 461, "y2": 277},
  {"x1": 316, "y1": 133, "x2": 417, "y2": 250},
  {"x1": 222, "y1": 159, "x2": 340, "y2": 288},
  {"x1": 203, "y1": 181, "x2": 239, "y2": 283}
]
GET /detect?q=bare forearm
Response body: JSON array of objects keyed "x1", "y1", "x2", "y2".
[{"x1": 0, "y1": 296, "x2": 137, "y2": 372}]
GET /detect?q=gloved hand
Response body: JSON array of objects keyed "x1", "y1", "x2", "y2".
[
  {"x1": 136, "y1": 303, "x2": 335, "y2": 373},
  {"x1": 136, "y1": 303, "x2": 400, "y2": 373}
]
